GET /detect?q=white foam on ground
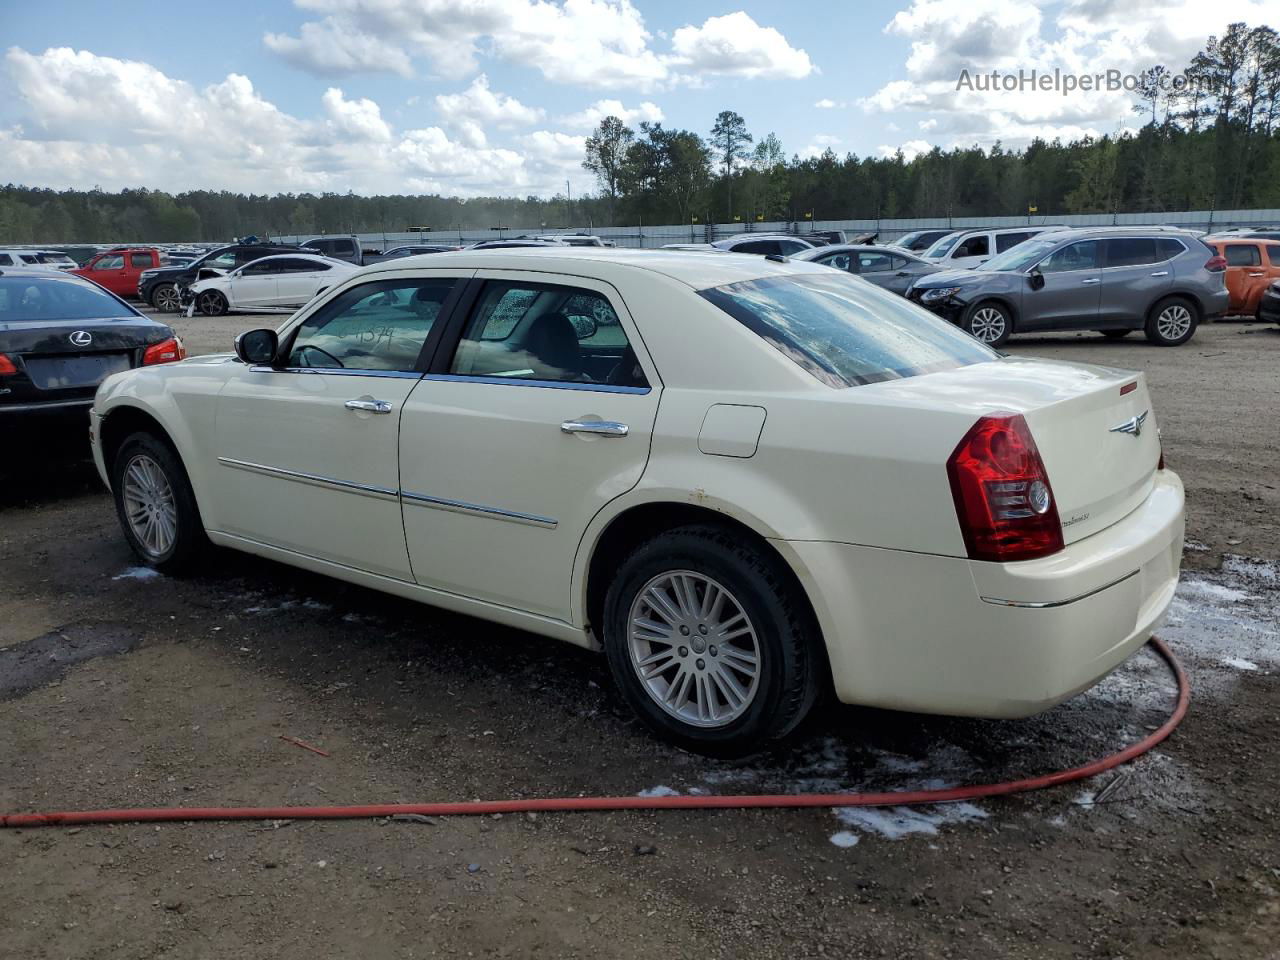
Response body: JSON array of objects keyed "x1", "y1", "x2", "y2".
[
  {"x1": 829, "y1": 831, "x2": 860, "y2": 848},
  {"x1": 1221, "y1": 657, "x2": 1260, "y2": 671},
  {"x1": 637, "y1": 785, "x2": 680, "y2": 798},
  {"x1": 1178, "y1": 579, "x2": 1255, "y2": 603},
  {"x1": 112, "y1": 567, "x2": 160, "y2": 580},
  {"x1": 832, "y1": 802, "x2": 988, "y2": 840}
]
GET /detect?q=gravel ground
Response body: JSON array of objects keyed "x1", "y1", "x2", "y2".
[{"x1": 1, "y1": 314, "x2": 1277, "y2": 959}]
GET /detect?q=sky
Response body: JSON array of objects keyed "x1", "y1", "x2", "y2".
[{"x1": 2, "y1": 0, "x2": 1273, "y2": 199}]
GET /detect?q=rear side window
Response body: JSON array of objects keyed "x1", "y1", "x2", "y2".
[
  {"x1": 856, "y1": 252, "x2": 894, "y2": 273},
  {"x1": 995, "y1": 231, "x2": 1033, "y2": 253},
  {"x1": 1157, "y1": 238, "x2": 1187, "y2": 261},
  {"x1": 700, "y1": 273, "x2": 996, "y2": 388},
  {"x1": 129, "y1": 253, "x2": 152, "y2": 268},
  {"x1": 734, "y1": 240, "x2": 782, "y2": 256},
  {"x1": 0, "y1": 254, "x2": 11, "y2": 265},
  {"x1": 1104, "y1": 238, "x2": 1157, "y2": 267},
  {"x1": 1224, "y1": 244, "x2": 1261, "y2": 267},
  {"x1": 1268, "y1": 247, "x2": 1280, "y2": 266},
  {"x1": 276, "y1": 258, "x2": 326, "y2": 273}
]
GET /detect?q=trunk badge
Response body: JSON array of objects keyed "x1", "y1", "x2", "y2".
[
  {"x1": 69, "y1": 330, "x2": 93, "y2": 346},
  {"x1": 1109, "y1": 410, "x2": 1148, "y2": 437}
]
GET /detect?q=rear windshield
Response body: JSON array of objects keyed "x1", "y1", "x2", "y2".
[
  {"x1": 0, "y1": 276, "x2": 137, "y2": 321},
  {"x1": 700, "y1": 272, "x2": 996, "y2": 388}
]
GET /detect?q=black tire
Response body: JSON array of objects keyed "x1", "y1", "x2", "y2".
[
  {"x1": 602, "y1": 524, "x2": 823, "y2": 758},
  {"x1": 1099, "y1": 329, "x2": 1132, "y2": 339},
  {"x1": 150, "y1": 283, "x2": 180, "y2": 313},
  {"x1": 961, "y1": 300, "x2": 1012, "y2": 347},
  {"x1": 196, "y1": 290, "x2": 228, "y2": 317},
  {"x1": 110, "y1": 431, "x2": 208, "y2": 574},
  {"x1": 1144, "y1": 296, "x2": 1198, "y2": 346}
]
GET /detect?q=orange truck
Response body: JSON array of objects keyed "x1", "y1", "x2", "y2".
[{"x1": 1204, "y1": 237, "x2": 1280, "y2": 318}]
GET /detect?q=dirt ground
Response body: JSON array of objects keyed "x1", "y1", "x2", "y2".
[{"x1": 1, "y1": 315, "x2": 1278, "y2": 959}]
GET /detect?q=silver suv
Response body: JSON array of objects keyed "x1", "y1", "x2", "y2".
[{"x1": 907, "y1": 227, "x2": 1229, "y2": 346}]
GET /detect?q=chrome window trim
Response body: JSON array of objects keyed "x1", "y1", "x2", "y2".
[
  {"x1": 249, "y1": 365, "x2": 424, "y2": 379},
  {"x1": 980, "y1": 569, "x2": 1139, "y2": 609},
  {"x1": 400, "y1": 490, "x2": 557, "y2": 528},
  {"x1": 423, "y1": 373, "x2": 650, "y2": 395},
  {"x1": 217, "y1": 456, "x2": 399, "y2": 500}
]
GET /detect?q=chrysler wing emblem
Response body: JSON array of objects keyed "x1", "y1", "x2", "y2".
[
  {"x1": 1110, "y1": 410, "x2": 1148, "y2": 437},
  {"x1": 69, "y1": 330, "x2": 93, "y2": 346}
]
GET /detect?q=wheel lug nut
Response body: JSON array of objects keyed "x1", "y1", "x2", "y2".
[
  {"x1": 679, "y1": 625, "x2": 690, "y2": 636},
  {"x1": 696, "y1": 659, "x2": 705, "y2": 670},
  {"x1": 709, "y1": 646, "x2": 718, "y2": 656},
  {"x1": 698, "y1": 624, "x2": 708, "y2": 635},
  {"x1": 678, "y1": 646, "x2": 689, "y2": 657}
]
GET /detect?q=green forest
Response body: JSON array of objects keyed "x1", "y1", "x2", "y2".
[{"x1": 1, "y1": 22, "x2": 1277, "y2": 244}]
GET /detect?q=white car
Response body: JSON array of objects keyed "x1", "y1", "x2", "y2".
[
  {"x1": 0, "y1": 249, "x2": 78, "y2": 270},
  {"x1": 90, "y1": 248, "x2": 1183, "y2": 755},
  {"x1": 185, "y1": 254, "x2": 357, "y2": 316},
  {"x1": 921, "y1": 227, "x2": 1060, "y2": 269}
]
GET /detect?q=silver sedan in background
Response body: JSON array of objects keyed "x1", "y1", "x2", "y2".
[{"x1": 791, "y1": 244, "x2": 943, "y2": 296}]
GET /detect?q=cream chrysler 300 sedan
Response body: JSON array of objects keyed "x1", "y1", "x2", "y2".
[{"x1": 90, "y1": 248, "x2": 1184, "y2": 755}]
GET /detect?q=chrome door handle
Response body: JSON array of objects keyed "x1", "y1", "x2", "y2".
[
  {"x1": 561, "y1": 419, "x2": 629, "y2": 437},
  {"x1": 345, "y1": 398, "x2": 393, "y2": 414},
  {"x1": 1150, "y1": 271, "x2": 1170, "y2": 277},
  {"x1": 1247, "y1": 272, "x2": 1265, "y2": 277},
  {"x1": 1081, "y1": 278, "x2": 1100, "y2": 284}
]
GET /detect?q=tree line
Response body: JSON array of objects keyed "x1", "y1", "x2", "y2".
[{"x1": 1, "y1": 22, "x2": 1276, "y2": 245}]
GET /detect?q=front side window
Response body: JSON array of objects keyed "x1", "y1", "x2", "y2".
[
  {"x1": 700, "y1": 272, "x2": 996, "y2": 389},
  {"x1": 995, "y1": 231, "x2": 1033, "y2": 253},
  {"x1": 93, "y1": 255, "x2": 124, "y2": 271},
  {"x1": 1039, "y1": 240, "x2": 1099, "y2": 273},
  {"x1": 1104, "y1": 237, "x2": 1157, "y2": 267},
  {"x1": 1224, "y1": 244, "x2": 1261, "y2": 267},
  {"x1": 0, "y1": 254, "x2": 11, "y2": 265},
  {"x1": 953, "y1": 235, "x2": 989, "y2": 258},
  {"x1": 449, "y1": 281, "x2": 647, "y2": 387},
  {"x1": 924, "y1": 233, "x2": 961, "y2": 258},
  {"x1": 202, "y1": 250, "x2": 237, "y2": 270},
  {"x1": 287, "y1": 277, "x2": 457, "y2": 372},
  {"x1": 277, "y1": 258, "x2": 327, "y2": 273},
  {"x1": 818, "y1": 252, "x2": 853, "y2": 271}
]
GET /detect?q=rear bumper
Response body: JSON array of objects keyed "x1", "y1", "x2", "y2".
[
  {"x1": 0, "y1": 397, "x2": 94, "y2": 416},
  {"x1": 778, "y1": 470, "x2": 1184, "y2": 718},
  {"x1": 1259, "y1": 288, "x2": 1280, "y2": 323},
  {"x1": 1202, "y1": 287, "x2": 1230, "y2": 319}
]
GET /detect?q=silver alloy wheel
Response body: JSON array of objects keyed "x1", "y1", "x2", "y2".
[
  {"x1": 627, "y1": 570, "x2": 761, "y2": 728},
  {"x1": 154, "y1": 284, "x2": 180, "y2": 312},
  {"x1": 122, "y1": 454, "x2": 178, "y2": 559},
  {"x1": 969, "y1": 306, "x2": 1007, "y2": 342},
  {"x1": 1156, "y1": 303, "x2": 1192, "y2": 341},
  {"x1": 196, "y1": 291, "x2": 224, "y2": 315}
]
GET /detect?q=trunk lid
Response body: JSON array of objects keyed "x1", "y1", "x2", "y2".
[{"x1": 863, "y1": 357, "x2": 1161, "y2": 545}]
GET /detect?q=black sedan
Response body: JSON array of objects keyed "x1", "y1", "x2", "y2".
[{"x1": 0, "y1": 268, "x2": 184, "y2": 421}]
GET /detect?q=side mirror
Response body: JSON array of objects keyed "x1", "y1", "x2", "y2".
[
  {"x1": 234, "y1": 329, "x2": 279, "y2": 366},
  {"x1": 569, "y1": 315, "x2": 598, "y2": 340},
  {"x1": 1028, "y1": 268, "x2": 1046, "y2": 291}
]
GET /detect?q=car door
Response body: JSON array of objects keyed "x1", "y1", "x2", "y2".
[
  {"x1": 1097, "y1": 237, "x2": 1169, "y2": 324},
  {"x1": 1220, "y1": 242, "x2": 1266, "y2": 313},
  {"x1": 948, "y1": 233, "x2": 991, "y2": 268},
  {"x1": 854, "y1": 250, "x2": 917, "y2": 294},
  {"x1": 397, "y1": 271, "x2": 660, "y2": 622},
  {"x1": 1021, "y1": 239, "x2": 1102, "y2": 329},
  {"x1": 212, "y1": 273, "x2": 467, "y2": 579},
  {"x1": 123, "y1": 252, "x2": 155, "y2": 296},
  {"x1": 273, "y1": 258, "x2": 330, "y2": 310},
  {"x1": 227, "y1": 260, "x2": 279, "y2": 309},
  {"x1": 86, "y1": 253, "x2": 129, "y2": 295}
]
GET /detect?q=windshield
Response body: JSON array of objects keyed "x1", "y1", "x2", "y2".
[
  {"x1": 978, "y1": 237, "x2": 1059, "y2": 272},
  {"x1": 922, "y1": 233, "x2": 962, "y2": 258},
  {"x1": 0, "y1": 276, "x2": 138, "y2": 321},
  {"x1": 700, "y1": 272, "x2": 996, "y2": 388}
]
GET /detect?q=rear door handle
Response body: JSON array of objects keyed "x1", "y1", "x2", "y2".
[
  {"x1": 1150, "y1": 271, "x2": 1170, "y2": 277},
  {"x1": 1081, "y1": 278, "x2": 1100, "y2": 284},
  {"x1": 345, "y1": 398, "x2": 393, "y2": 414},
  {"x1": 1247, "y1": 272, "x2": 1265, "y2": 277},
  {"x1": 561, "y1": 419, "x2": 628, "y2": 437}
]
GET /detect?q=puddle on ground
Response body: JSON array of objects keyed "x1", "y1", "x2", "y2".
[{"x1": 0, "y1": 623, "x2": 142, "y2": 701}]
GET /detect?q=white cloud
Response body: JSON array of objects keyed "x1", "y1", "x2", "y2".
[
  {"x1": 1, "y1": 47, "x2": 588, "y2": 198},
  {"x1": 862, "y1": 0, "x2": 1275, "y2": 149},
  {"x1": 813, "y1": 98, "x2": 843, "y2": 109},
  {"x1": 561, "y1": 99, "x2": 664, "y2": 129},
  {"x1": 435, "y1": 75, "x2": 544, "y2": 129},
  {"x1": 266, "y1": 1, "x2": 813, "y2": 91},
  {"x1": 877, "y1": 139, "x2": 933, "y2": 161},
  {"x1": 798, "y1": 135, "x2": 843, "y2": 160}
]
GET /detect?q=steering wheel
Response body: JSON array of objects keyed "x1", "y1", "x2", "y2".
[{"x1": 296, "y1": 344, "x2": 345, "y2": 368}]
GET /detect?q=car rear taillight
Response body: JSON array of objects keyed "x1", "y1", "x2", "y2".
[
  {"x1": 947, "y1": 413, "x2": 1064, "y2": 563},
  {"x1": 1205, "y1": 255, "x2": 1227, "y2": 272},
  {"x1": 0, "y1": 354, "x2": 16, "y2": 376},
  {"x1": 142, "y1": 336, "x2": 186, "y2": 366}
]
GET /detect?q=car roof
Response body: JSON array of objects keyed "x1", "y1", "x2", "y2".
[
  {"x1": 1204, "y1": 235, "x2": 1280, "y2": 245},
  {"x1": 791, "y1": 244, "x2": 912, "y2": 260},
  {"x1": 1036, "y1": 225, "x2": 1202, "y2": 240},
  {"x1": 363, "y1": 246, "x2": 833, "y2": 291}
]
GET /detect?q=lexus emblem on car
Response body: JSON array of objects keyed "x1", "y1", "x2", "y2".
[
  {"x1": 1109, "y1": 410, "x2": 1149, "y2": 437},
  {"x1": 69, "y1": 330, "x2": 93, "y2": 346}
]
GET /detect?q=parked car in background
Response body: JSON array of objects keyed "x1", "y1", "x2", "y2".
[
  {"x1": 299, "y1": 235, "x2": 364, "y2": 265},
  {"x1": 0, "y1": 268, "x2": 183, "y2": 420},
  {"x1": 467, "y1": 239, "x2": 567, "y2": 250},
  {"x1": 182, "y1": 254, "x2": 357, "y2": 316},
  {"x1": 711, "y1": 234, "x2": 817, "y2": 256},
  {"x1": 138, "y1": 241, "x2": 316, "y2": 312},
  {"x1": 90, "y1": 247, "x2": 1183, "y2": 756},
  {"x1": 1258, "y1": 280, "x2": 1280, "y2": 325},
  {"x1": 1202, "y1": 237, "x2": 1280, "y2": 318},
  {"x1": 369, "y1": 244, "x2": 461, "y2": 263},
  {"x1": 72, "y1": 247, "x2": 163, "y2": 299},
  {"x1": 0, "y1": 249, "x2": 78, "y2": 271},
  {"x1": 908, "y1": 227, "x2": 1227, "y2": 346},
  {"x1": 525, "y1": 234, "x2": 613, "y2": 247},
  {"x1": 887, "y1": 229, "x2": 953, "y2": 253},
  {"x1": 660, "y1": 243, "x2": 719, "y2": 252},
  {"x1": 792, "y1": 244, "x2": 942, "y2": 296},
  {"x1": 920, "y1": 227, "x2": 1059, "y2": 270}
]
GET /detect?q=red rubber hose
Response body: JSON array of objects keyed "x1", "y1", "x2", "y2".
[{"x1": 1, "y1": 637, "x2": 1188, "y2": 829}]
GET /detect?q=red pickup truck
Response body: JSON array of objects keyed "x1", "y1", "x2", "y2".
[{"x1": 72, "y1": 247, "x2": 163, "y2": 299}]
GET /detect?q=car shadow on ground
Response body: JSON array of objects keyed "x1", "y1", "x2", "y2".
[{"x1": 0, "y1": 420, "x2": 103, "y2": 511}]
